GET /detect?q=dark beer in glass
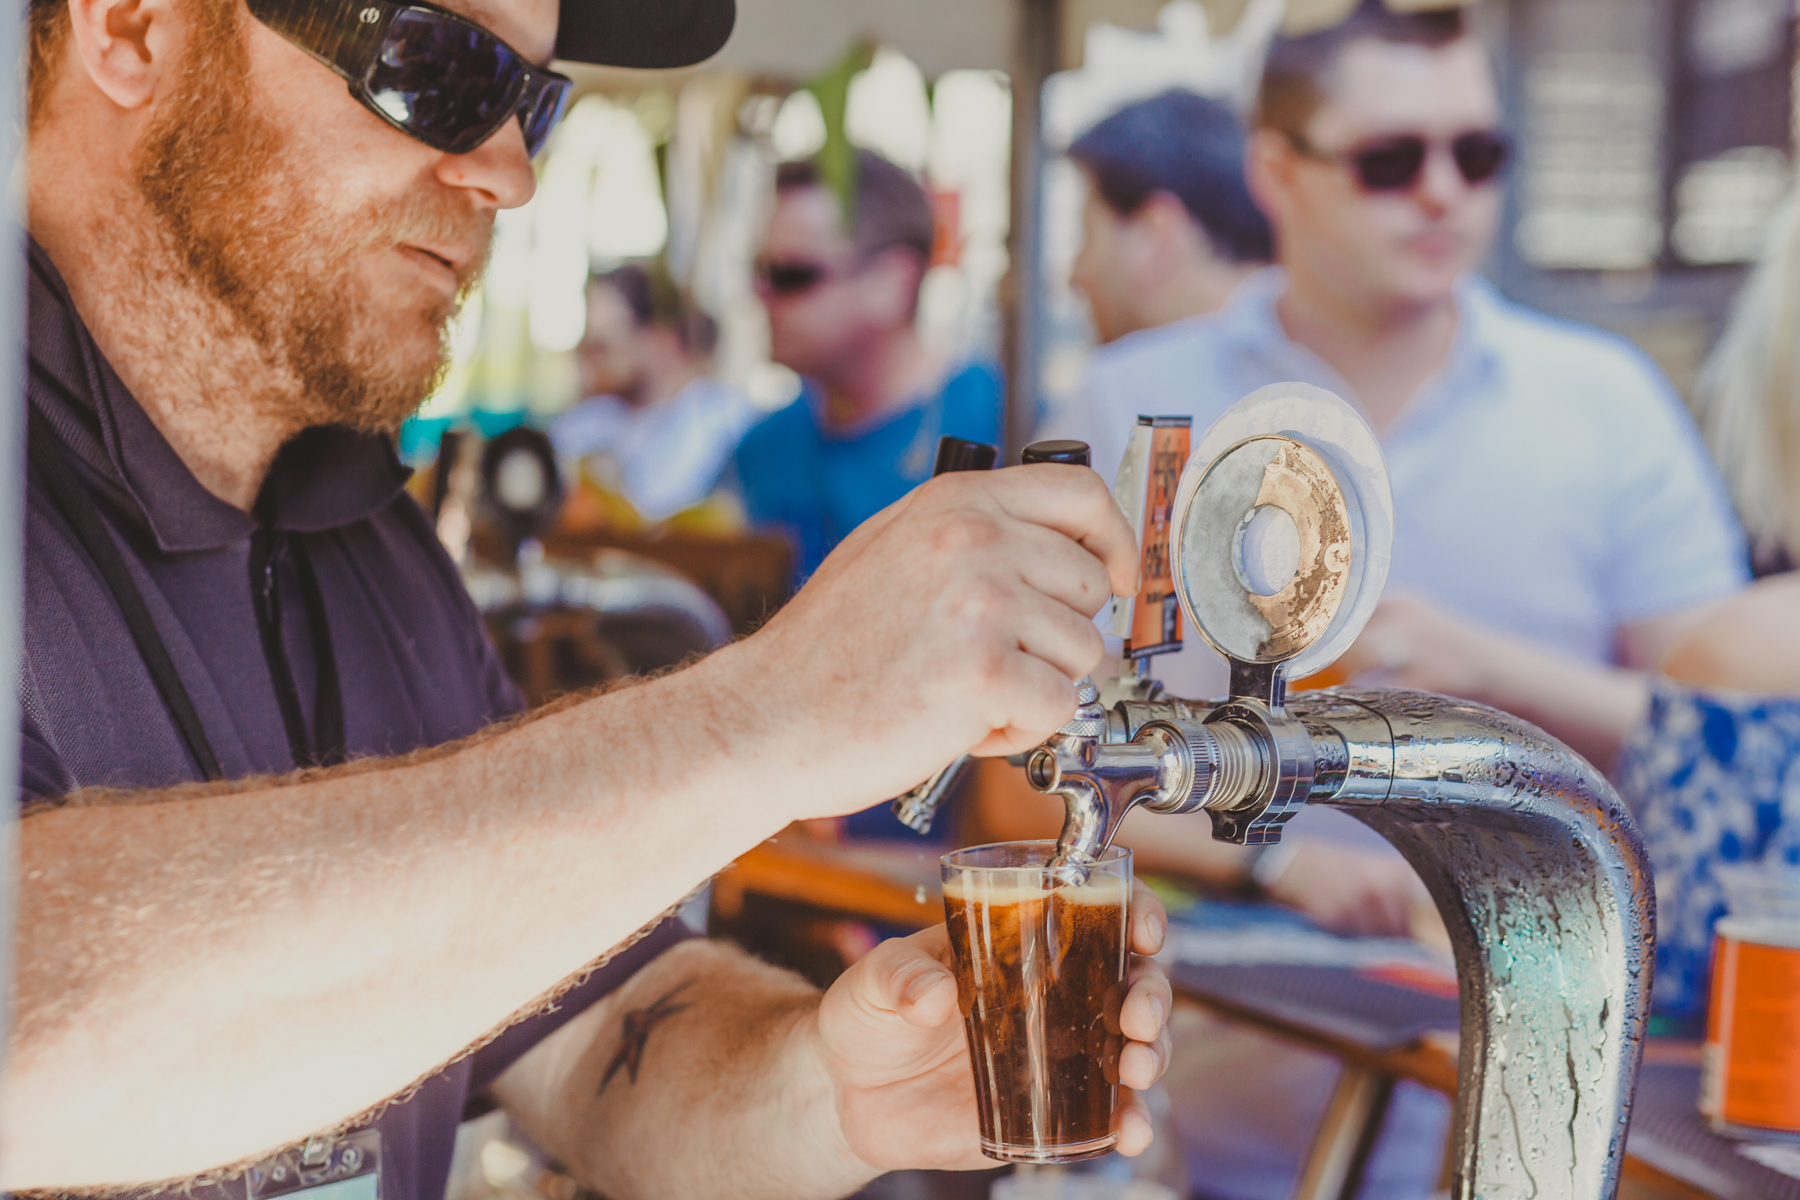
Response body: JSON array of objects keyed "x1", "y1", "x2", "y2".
[{"x1": 941, "y1": 841, "x2": 1132, "y2": 1163}]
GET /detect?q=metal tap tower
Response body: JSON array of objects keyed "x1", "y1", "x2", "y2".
[{"x1": 903, "y1": 385, "x2": 1655, "y2": 1199}]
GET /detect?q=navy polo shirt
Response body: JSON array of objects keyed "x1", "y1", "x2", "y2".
[{"x1": 21, "y1": 240, "x2": 689, "y2": 1197}]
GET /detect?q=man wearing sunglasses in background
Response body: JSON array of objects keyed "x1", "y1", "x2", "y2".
[
  {"x1": 735, "y1": 151, "x2": 1004, "y2": 590},
  {"x1": 996, "y1": 89, "x2": 1427, "y2": 947},
  {"x1": 10, "y1": 0, "x2": 1173, "y2": 1192},
  {"x1": 1055, "y1": 4, "x2": 1744, "y2": 1198},
  {"x1": 1064, "y1": 0, "x2": 1744, "y2": 770}
]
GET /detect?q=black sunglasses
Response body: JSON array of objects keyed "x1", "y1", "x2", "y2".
[
  {"x1": 755, "y1": 258, "x2": 833, "y2": 297},
  {"x1": 249, "y1": 0, "x2": 574, "y2": 157},
  {"x1": 1290, "y1": 130, "x2": 1511, "y2": 194}
]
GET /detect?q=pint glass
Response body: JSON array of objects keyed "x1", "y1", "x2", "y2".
[{"x1": 941, "y1": 841, "x2": 1133, "y2": 1163}]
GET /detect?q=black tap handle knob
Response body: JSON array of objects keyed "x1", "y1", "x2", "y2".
[
  {"x1": 932, "y1": 436, "x2": 999, "y2": 477},
  {"x1": 1022, "y1": 439, "x2": 1091, "y2": 468}
]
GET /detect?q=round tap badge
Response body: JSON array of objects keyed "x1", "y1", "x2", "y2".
[
  {"x1": 1183, "y1": 435, "x2": 1352, "y2": 663},
  {"x1": 1170, "y1": 383, "x2": 1393, "y2": 681}
]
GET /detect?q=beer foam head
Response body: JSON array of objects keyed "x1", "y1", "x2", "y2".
[{"x1": 941, "y1": 873, "x2": 1131, "y2": 908}]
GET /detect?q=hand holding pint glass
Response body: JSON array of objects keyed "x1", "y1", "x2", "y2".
[
  {"x1": 804, "y1": 858, "x2": 1170, "y2": 1175},
  {"x1": 942, "y1": 841, "x2": 1141, "y2": 1163}
]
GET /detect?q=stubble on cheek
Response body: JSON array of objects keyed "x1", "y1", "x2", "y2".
[{"x1": 131, "y1": 2, "x2": 491, "y2": 434}]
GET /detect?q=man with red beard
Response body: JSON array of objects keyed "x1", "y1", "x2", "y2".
[{"x1": 7, "y1": 0, "x2": 1174, "y2": 1192}]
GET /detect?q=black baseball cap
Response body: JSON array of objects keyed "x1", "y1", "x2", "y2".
[{"x1": 555, "y1": 0, "x2": 736, "y2": 67}]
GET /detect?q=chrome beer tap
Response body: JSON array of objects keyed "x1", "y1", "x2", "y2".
[
  {"x1": 1025, "y1": 386, "x2": 1654, "y2": 1200},
  {"x1": 1024, "y1": 419, "x2": 1314, "y2": 875}
]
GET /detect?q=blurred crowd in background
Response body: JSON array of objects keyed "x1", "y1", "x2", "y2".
[{"x1": 401, "y1": 0, "x2": 1794, "y2": 464}]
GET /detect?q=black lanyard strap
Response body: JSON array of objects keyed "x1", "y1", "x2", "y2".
[
  {"x1": 289, "y1": 534, "x2": 346, "y2": 767},
  {"x1": 249, "y1": 524, "x2": 346, "y2": 769},
  {"x1": 26, "y1": 404, "x2": 226, "y2": 782}
]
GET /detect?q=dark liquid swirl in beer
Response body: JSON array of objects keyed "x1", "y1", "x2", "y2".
[{"x1": 944, "y1": 882, "x2": 1129, "y2": 1158}]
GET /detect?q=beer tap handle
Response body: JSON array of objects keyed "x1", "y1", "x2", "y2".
[
  {"x1": 889, "y1": 437, "x2": 1001, "y2": 836},
  {"x1": 934, "y1": 436, "x2": 999, "y2": 475},
  {"x1": 1020, "y1": 439, "x2": 1091, "y2": 467},
  {"x1": 894, "y1": 440, "x2": 1113, "y2": 838},
  {"x1": 890, "y1": 759, "x2": 971, "y2": 836}
]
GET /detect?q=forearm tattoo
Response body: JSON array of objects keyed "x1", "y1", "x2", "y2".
[{"x1": 599, "y1": 978, "x2": 695, "y2": 1093}]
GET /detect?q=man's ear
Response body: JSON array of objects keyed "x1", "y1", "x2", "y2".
[
  {"x1": 862, "y1": 247, "x2": 926, "y2": 330},
  {"x1": 1138, "y1": 192, "x2": 1203, "y2": 269},
  {"x1": 1244, "y1": 129, "x2": 1295, "y2": 228},
  {"x1": 640, "y1": 325, "x2": 685, "y2": 368},
  {"x1": 66, "y1": 0, "x2": 184, "y2": 110}
]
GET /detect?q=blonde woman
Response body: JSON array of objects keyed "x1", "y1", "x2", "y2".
[
  {"x1": 1699, "y1": 187, "x2": 1800, "y2": 578},
  {"x1": 1615, "y1": 186, "x2": 1800, "y2": 1033}
]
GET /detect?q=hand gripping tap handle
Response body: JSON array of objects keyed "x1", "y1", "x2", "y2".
[{"x1": 887, "y1": 437, "x2": 1005, "y2": 835}]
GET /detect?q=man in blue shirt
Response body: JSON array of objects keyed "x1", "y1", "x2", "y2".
[{"x1": 736, "y1": 151, "x2": 1003, "y2": 585}]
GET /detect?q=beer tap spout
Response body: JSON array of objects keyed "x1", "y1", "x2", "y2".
[{"x1": 1032, "y1": 677, "x2": 1270, "y2": 875}]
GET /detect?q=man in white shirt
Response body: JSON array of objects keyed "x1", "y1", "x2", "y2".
[
  {"x1": 549, "y1": 263, "x2": 754, "y2": 523},
  {"x1": 1047, "y1": 4, "x2": 1747, "y2": 1198},
  {"x1": 1059, "y1": 1, "x2": 1746, "y2": 771},
  {"x1": 987, "y1": 85, "x2": 1428, "y2": 940}
]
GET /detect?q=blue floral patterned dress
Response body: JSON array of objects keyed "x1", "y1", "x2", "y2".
[{"x1": 1615, "y1": 680, "x2": 1800, "y2": 1032}]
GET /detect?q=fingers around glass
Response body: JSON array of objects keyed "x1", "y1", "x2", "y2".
[
  {"x1": 1122, "y1": 961, "x2": 1172, "y2": 1043},
  {"x1": 1118, "y1": 1035, "x2": 1170, "y2": 1091},
  {"x1": 1131, "y1": 880, "x2": 1168, "y2": 955},
  {"x1": 1113, "y1": 1090, "x2": 1156, "y2": 1156}
]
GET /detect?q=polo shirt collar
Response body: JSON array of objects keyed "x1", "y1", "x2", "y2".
[
  {"x1": 1221, "y1": 268, "x2": 1354, "y2": 392},
  {"x1": 27, "y1": 238, "x2": 411, "y2": 552},
  {"x1": 1222, "y1": 266, "x2": 1506, "y2": 436},
  {"x1": 801, "y1": 377, "x2": 933, "y2": 442},
  {"x1": 1390, "y1": 275, "x2": 1506, "y2": 438}
]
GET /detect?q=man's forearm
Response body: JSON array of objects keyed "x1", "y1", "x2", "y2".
[
  {"x1": 3, "y1": 643, "x2": 801, "y2": 1189},
  {"x1": 1341, "y1": 596, "x2": 1655, "y2": 772},
  {"x1": 495, "y1": 940, "x2": 877, "y2": 1200},
  {"x1": 5, "y1": 462, "x2": 1141, "y2": 1189}
]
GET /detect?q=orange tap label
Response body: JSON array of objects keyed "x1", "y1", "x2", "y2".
[{"x1": 1112, "y1": 418, "x2": 1190, "y2": 659}]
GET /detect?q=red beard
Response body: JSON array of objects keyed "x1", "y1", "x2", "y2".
[{"x1": 133, "y1": 1, "x2": 493, "y2": 434}]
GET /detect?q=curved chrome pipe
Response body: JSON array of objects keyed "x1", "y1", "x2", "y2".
[
  {"x1": 1289, "y1": 688, "x2": 1655, "y2": 1200},
  {"x1": 1039, "y1": 684, "x2": 1655, "y2": 1197}
]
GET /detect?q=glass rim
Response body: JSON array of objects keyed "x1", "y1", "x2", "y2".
[{"x1": 940, "y1": 839, "x2": 1131, "y2": 877}]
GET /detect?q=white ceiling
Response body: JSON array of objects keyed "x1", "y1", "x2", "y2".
[
  {"x1": 708, "y1": 0, "x2": 1020, "y2": 77},
  {"x1": 567, "y1": 0, "x2": 1485, "y2": 85}
]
